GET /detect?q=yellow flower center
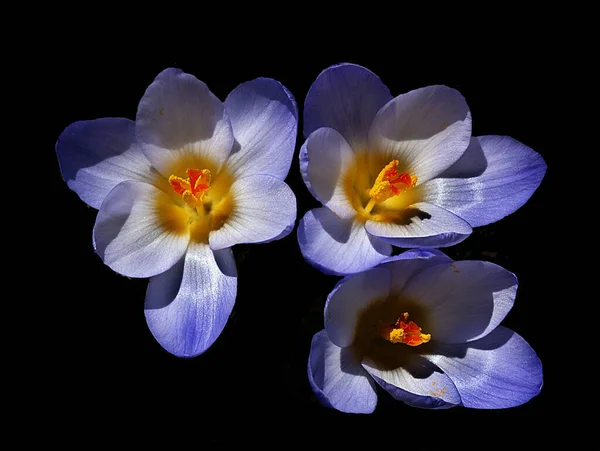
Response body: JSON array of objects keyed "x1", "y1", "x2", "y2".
[
  {"x1": 342, "y1": 152, "x2": 421, "y2": 223},
  {"x1": 377, "y1": 312, "x2": 431, "y2": 347},
  {"x1": 154, "y1": 160, "x2": 234, "y2": 244},
  {"x1": 364, "y1": 160, "x2": 417, "y2": 214}
]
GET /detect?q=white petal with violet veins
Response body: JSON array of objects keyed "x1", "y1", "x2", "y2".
[
  {"x1": 368, "y1": 85, "x2": 471, "y2": 184},
  {"x1": 93, "y1": 181, "x2": 190, "y2": 278},
  {"x1": 209, "y1": 175, "x2": 296, "y2": 250},
  {"x1": 145, "y1": 243, "x2": 237, "y2": 358},
  {"x1": 297, "y1": 207, "x2": 391, "y2": 276},
  {"x1": 136, "y1": 68, "x2": 234, "y2": 177}
]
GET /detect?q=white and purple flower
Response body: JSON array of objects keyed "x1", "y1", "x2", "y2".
[
  {"x1": 298, "y1": 63, "x2": 546, "y2": 275},
  {"x1": 308, "y1": 249, "x2": 542, "y2": 413},
  {"x1": 56, "y1": 68, "x2": 298, "y2": 357}
]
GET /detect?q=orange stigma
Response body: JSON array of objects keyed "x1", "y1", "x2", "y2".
[
  {"x1": 169, "y1": 168, "x2": 211, "y2": 208},
  {"x1": 378, "y1": 312, "x2": 431, "y2": 347},
  {"x1": 369, "y1": 160, "x2": 417, "y2": 204}
]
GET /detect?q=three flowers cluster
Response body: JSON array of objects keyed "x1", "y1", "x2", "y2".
[{"x1": 56, "y1": 64, "x2": 546, "y2": 413}]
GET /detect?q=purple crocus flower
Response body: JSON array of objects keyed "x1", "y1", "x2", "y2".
[
  {"x1": 56, "y1": 68, "x2": 298, "y2": 357},
  {"x1": 308, "y1": 249, "x2": 542, "y2": 413},
  {"x1": 298, "y1": 63, "x2": 546, "y2": 275}
]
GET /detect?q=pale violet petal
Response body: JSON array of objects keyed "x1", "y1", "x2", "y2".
[
  {"x1": 308, "y1": 330, "x2": 378, "y2": 414},
  {"x1": 324, "y1": 267, "x2": 391, "y2": 348},
  {"x1": 368, "y1": 85, "x2": 471, "y2": 184},
  {"x1": 365, "y1": 202, "x2": 472, "y2": 248},
  {"x1": 382, "y1": 249, "x2": 454, "y2": 296},
  {"x1": 421, "y1": 135, "x2": 547, "y2": 227},
  {"x1": 301, "y1": 127, "x2": 356, "y2": 218},
  {"x1": 56, "y1": 118, "x2": 154, "y2": 209},
  {"x1": 297, "y1": 207, "x2": 392, "y2": 276},
  {"x1": 136, "y1": 68, "x2": 234, "y2": 177},
  {"x1": 224, "y1": 78, "x2": 297, "y2": 180},
  {"x1": 304, "y1": 63, "x2": 392, "y2": 149},
  {"x1": 402, "y1": 260, "x2": 517, "y2": 343},
  {"x1": 363, "y1": 352, "x2": 461, "y2": 408},
  {"x1": 208, "y1": 175, "x2": 296, "y2": 250},
  {"x1": 425, "y1": 326, "x2": 543, "y2": 409},
  {"x1": 93, "y1": 181, "x2": 190, "y2": 278},
  {"x1": 145, "y1": 243, "x2": 237, "y2": 358}
]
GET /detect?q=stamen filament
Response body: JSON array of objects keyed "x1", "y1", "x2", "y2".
[{"x1": 364, "y1": 198, "x2": 376, "y2": 214}]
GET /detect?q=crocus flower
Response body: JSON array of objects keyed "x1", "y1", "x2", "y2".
[
  {"x1": 308, "y1": 249, "x2": 542, "y2": 413},
  {"x1": 298, "y1": 63, "x2": 546, "y2": 275},
  {"x1": 56, "y1": 68, "x2": 298, "y2": 357}
]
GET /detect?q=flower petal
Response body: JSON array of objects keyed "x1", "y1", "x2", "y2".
[
  {"x1": 368, "y1": 85, "x2": 471, "y2": 184},
  {"x1": 324, "y1": 267, "x2": 391, "y2": 348},
  {"x1": 304, "y1": 63, "x2": 392, "y2": 149},
  {"x1": 363, "y1": 352, "x2": 461, "y2": 409},
  {"x1": 402, "y1": 261, "x2": 517, "y2": 343},
  {"x1": 425, "y1": 326, "x2": 543, "y2": 409},
  {"x1": 382, "y1": 249, "x2": 453, "y2": 295},
  {"x1": 208, "y1": 175, "x2": 296, "y2": 250},
  {"x1": 93, "y1": 181, "x2": 190, "y2": 278},
  {"x1": 308, "y1": 330, "x2": 378, "y2": 414},
  {"x1": 300, "y1": 128, "x2": 356, "y2": 218},
  {"x1": 145, "y1": 243, "x2": 237, "y2": 358},
  {"x1": 365, "y1": 202, "x2": 472, "y2": 248},
  {"x1": 297, "y1": 207, "x2": 392, "y2": 276},
  {"x1": 223, "y1": 78, "x2": 298, "y2": 180},
  {"x1": 56, "y1": 118, "x2": 154, "y2": 209},
  {"x1": 421, "y1": 135, "x2": 547, "y2": 227},
  {"x1": 136, "y1": 68, "x2": 234, "y2": 177}
]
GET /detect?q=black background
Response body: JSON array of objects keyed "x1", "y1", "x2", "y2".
[{"x1": 46, "y1": 23, "x2": 558, "y2": 439}]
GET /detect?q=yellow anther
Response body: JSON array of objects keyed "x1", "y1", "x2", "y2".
[
  {"x1": 169, "y1": 168, "x2": 211, "y2": 208},
  {"x1": 368, "y1": 160, "x2": 417, "y2": 204},
  {"x1": 378, "y1": 312, "x2": 431, "y2": 347}
]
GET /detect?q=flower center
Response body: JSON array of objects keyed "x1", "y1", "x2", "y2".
[
  {"x1": 155, "y1": 165, "x2": 234, "y2": 243},
  {"x1": 169, "y1": 168, "x2": 211, "y2": 208},
  {"x1": 364, "y1": 160, "x2": 417, "y2": 214},
  {"x1": 377, "y1": 312, "x2": 431, "y2": 347}
]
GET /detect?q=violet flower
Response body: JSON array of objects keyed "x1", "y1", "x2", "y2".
[
  {"x1": 308, "y1": 249, "x2": 542, "y2": 413},
  {"x1": 298, "y1": 63, "x2": 546, "y2": 275},
  {"x1": 56, "y1": 68, "x2": 297, "y2": 357}
]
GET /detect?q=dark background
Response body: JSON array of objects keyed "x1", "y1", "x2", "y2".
[{"x1": 46, "y1": 26, "x2": 558, "y2": 437}]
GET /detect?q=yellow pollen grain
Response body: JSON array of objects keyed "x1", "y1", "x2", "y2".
[
  {"x1": 387, "y1": 328, "x2": 405, "y2": 343},
  {"x1": 429, "y1": 386, "x2": 447, "y2": 398}
]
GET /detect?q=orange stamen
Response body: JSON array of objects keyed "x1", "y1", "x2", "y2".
[
  {"x1": 368, "y1": 160, "x2": 417, "y2": 204},
  {"x1": 378, "y1": 312, "x2": 431, "y2": 347},
  {"x1": 168, "y1": 168, "x2": 211, "y2": 208},
  {"x1": 169, "y1": 177, "x2": 191, "y2": 195}
]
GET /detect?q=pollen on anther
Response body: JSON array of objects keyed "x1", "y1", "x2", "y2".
[
  {"x1": 169, "y1": 176, "x2": 191, "y2": 195},
  {"x1": 369, "y1": 160, "x2": 417, "y2": 204},
  {"x1": 378, "y1": 312, "x2": 431, "y2": 347},
  {"x1": 169, "y1": 168, "x2": 212, "y2": 208}
]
